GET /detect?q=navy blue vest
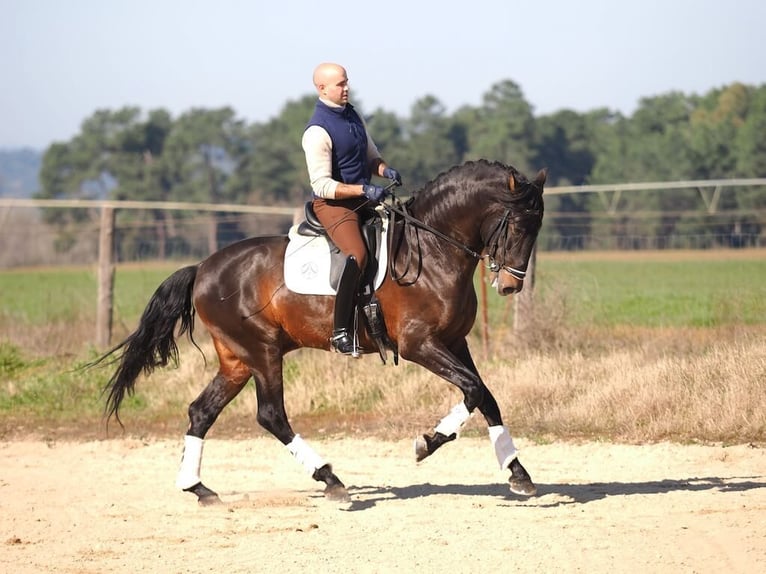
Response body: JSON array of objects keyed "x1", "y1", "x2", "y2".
[{"x1": 306, "y1": 100, "x2": 371, "y2": 186}]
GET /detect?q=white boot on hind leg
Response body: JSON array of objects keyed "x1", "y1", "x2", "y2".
[{"x1": 176, "y1": 435, "x2": 204, "y2": 490}]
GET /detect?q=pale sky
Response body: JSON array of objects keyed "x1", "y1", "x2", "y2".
[{"x1": 1, "y1": 0, "x2": 764, "y2": 149}]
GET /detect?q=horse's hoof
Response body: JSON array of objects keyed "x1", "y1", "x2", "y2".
[
  {"x1": 508, "y1": 458, "x2": 537, "y2": 497},
  {"x1": 198, "y1": 493, "x2": 224, "y2": 506},
  {"x1": 509, "y1": 478, "x2": 537, "y2": 497},
  {"x1": 324, "y1": 484, "x2": 350, "y2": 503},
  {"x1": 414, "y1": 432, "x2": 456, "y2": 462},
  {"x1": 186, "y1": 482, "x2": 223, "y2": 506},
  {"x1": 414, "y1": 436, "x2": 429, "y2": 462}
]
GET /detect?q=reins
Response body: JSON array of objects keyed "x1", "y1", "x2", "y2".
[
  {"x1": 384, "y1": 200, "x2": 485, "y2": 259},
  {"x1": 383, "y1": 192, "x2": 527, "y2": 283}
]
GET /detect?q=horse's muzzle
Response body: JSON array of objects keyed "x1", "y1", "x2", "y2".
[{"x1": 493, "y1": 270, "x2": 524, "y2": 296}]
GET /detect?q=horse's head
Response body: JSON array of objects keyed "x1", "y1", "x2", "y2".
[{"x1": 486, "y1": 168, "x2": 546, "y2": 295}]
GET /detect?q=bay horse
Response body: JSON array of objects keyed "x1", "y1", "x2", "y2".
[{"x1": 98, "y1": 159, "x2": 546, "y2": 505}]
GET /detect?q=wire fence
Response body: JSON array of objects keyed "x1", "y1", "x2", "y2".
[
  {"x1": 2, "y1": 206, "x2": 765, "y2": 269},
  {"x1": 2, "y1": 177, "x2": 766, "y2": 269}
]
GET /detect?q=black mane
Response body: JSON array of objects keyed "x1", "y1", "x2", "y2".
[{"x1": 406, "y1": 160, "x2": 541, "y2": 225}]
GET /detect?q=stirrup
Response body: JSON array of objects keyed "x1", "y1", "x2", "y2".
[{"x1": 330, "y1": 329, "x2": 355, "y2": 355}]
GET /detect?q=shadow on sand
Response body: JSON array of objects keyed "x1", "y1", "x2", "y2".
[{"x1": 339, "y1": 475, "x2": 766, "y2": 511}]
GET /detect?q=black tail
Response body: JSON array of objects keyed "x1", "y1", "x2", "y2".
[{"x1": 93, "y1": 265, "x2": 199, "y2": 427}]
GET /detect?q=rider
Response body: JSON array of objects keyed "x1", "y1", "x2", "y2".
[{"x1": 302, "y1": 62, "x2": 402, "y2": 355}]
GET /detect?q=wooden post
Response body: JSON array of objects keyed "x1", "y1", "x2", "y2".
[
  {"x1": 207, "y1": 216, "x2": 218, "y2": 254},
  {"x1": 96, "y1": 206, "x2": 115, "y2": 348},
  {"x1": 513, "y1": 245, "x2": 537, "y2": 333},
  {"x1": 479, "y1": 263, "x2": 489, "y2": 360}
]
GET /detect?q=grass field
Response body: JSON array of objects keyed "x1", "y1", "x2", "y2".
[
  {"x1": 0, "y1": 263, "x2": 184, "y2": 327},
  {"x1": 537, "y1": 251, "x2": 766, "y2": 327},
  {"x1": 3, "y1": 250, "x2": 765, "y2": 332},
  {"x1": 1, "y1": 249, "x2": 765, "y2": 443}
]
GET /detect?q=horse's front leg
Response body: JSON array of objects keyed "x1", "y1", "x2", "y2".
[
  {"x1": 409, "y1": 338, "x2": 536, "y2": 496},
  {"x1": 454, "y1": 340, "x2": 536, "y2": 496},
  {"x1": 403, "y1": 338, "x2": 485, "y2": 461},
  {"x1": 413, "y1": 403, "x2": 464, "y2": 461},
  {"x1": 475, "y1": 390, "x2": 536, "y2": 496}
]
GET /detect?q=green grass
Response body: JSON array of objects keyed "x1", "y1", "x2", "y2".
[
  {"x1": 0, "y1": 268, "x2": 96, "y2": 323},
  {"x1": 2, "y1": 256, "x2": 764, "y2": 332},
  {"x1": 533, "y1": 259, "x2": 766, "y2": 327},
  {"x1": 0, "y1": 265, "x2": 185, "y2": 326}
]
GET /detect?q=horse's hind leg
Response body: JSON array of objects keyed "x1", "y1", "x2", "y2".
[
  {"x1": 250, "y1": 346, "x2": 350, "y2": 502},
  {"x1": 177, "y1": 340, "x2": 251, "y2": 505}
]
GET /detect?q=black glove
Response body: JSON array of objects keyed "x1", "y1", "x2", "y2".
[
  {"x1": 362, "y1": 184, "x2": 388, "y2": 203},
  {"x1": 382, "y1": 166, "x2": 402, "y2": 185}
]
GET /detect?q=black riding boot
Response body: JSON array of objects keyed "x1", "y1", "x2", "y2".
[{"x1": 331, "y1": 256, "x2": 361, "y2": 355}]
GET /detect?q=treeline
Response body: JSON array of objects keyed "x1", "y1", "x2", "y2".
[{"x1": 37, "y1": 79, "x2": 766, "y2": 254}]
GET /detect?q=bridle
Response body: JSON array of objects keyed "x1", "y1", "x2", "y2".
[
  {"x1": 383, "y1": 195, "x2": 527, "y2": 284},
  {"x1": 482, "y1": 207, "x2": 528, "y2": 280}
]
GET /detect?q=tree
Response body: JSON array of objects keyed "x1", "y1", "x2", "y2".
[
  {"x1": 686, "y1": 83, "x2": 750, "y2": 179},
  {"x1": 734, "y1": 85, "x2": 766, "y2": 178},
  {"x1": 162, "y1": 107, "x2": 248, "y2": 252},
  {"x1": 536, "y1": 109, "x2": 608, "y2": 249},
  {"x1": 364, "y1": 108, "x2": 406, "y2": 171},
  {"x1": 37, "y1": 107, "x2": 173, "y2": 254},
  {"x1": 238, "y1": 95, "x2": 315, "y2": 207},
  {"x1": 397, "y1": 95, "x2": 463, "y2": 189},
  {"x1": 536, "y1": 109, "x2": 599, "y2": 186},
  {"x1": 466, "y1": 80, "x2": 535, "y2": 172}
]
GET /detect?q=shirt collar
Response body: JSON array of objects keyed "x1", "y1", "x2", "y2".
[{"x1": 318, "y1": 97, "x2": 346, "y2": 112}]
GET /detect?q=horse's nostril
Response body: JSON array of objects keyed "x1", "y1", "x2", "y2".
[{"x1": 505, "y1": 281, "x2": 524, "y2": 295}]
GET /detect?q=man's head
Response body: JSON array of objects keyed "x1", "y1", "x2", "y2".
[{"x1": 312, "y1": 63, "x2": 349, "y2": 106}]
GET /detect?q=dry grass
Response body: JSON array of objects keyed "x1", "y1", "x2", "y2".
[
  {"x1": 82, "y1": 324, "x2": 766, "y2": 445},
  {"x1": 490, "y1": 332, "x2": 766, "y2": 443},
  {"x1": 2, "y1": 268, "x2": 764, "y2": 444}
]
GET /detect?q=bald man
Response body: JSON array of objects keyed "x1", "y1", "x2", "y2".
[{"x1": 302, "y1": 62, "x2": 402, "y2": 355}]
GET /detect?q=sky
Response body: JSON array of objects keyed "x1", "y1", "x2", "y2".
[{"x1": 1, "y1": 0, "x2": 764, "y2": 150}]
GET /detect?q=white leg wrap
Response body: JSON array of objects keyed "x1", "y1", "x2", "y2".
[
  {"x1": 489, "y1": 425, "x2": 518, "y2": 469},
  {"x1": 434, "y1": 402, "x2": 471, "y2": 437},
  {"x1": 175, "y1": 435, "x2": 204, "y2": 490},
  {"x1": 286, "y1": 435, "x2": 327, "y2": 475}
]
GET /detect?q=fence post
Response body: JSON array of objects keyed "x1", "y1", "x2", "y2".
[
  {"x1": 96, "y1": 206, "x2": 115, "y2": 348},
  {"x1": 513, "y1": 245, "x2": 536, "y2": 333},
  {"x1": 479, "y1": 263, "x2": 489, "y2": 360}
]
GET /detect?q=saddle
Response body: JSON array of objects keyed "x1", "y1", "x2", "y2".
[
  {"x1": 296, "y1": 202, "x2": 382, "y2": 290},
  {"x1": 284, "y1": 202, "x2": 397, "y2": 364}
]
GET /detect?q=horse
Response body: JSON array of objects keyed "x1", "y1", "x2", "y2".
[{"x1": 97, "y1": 159, "x2": 546, "y2": 505}]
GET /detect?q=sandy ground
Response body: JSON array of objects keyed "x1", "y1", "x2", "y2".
[{"x1": 2, "y1": 435, "x2": 765, "y2": 574}]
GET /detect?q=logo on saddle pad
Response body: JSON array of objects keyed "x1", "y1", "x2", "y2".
[{"x1": 284, "y1": 209, "x2": 390, "y2": 296}]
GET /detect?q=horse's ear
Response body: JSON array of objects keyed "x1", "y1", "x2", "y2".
[
  {"x1": 509, "y1": 173, "x2": 517, "y2": 192},
  {"x1": 534, "y1": 168, "x2": 548, "y2": 190}
]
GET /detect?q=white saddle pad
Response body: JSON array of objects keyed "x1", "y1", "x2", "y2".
[{"x1": 284, "y1": 212, "x2": 390, "y2": 295}]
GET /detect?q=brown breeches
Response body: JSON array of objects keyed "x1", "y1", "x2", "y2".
[{"x1": 312, "y1": 197, "x2": 368, "y2": 271}]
